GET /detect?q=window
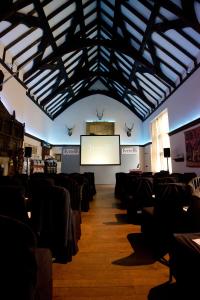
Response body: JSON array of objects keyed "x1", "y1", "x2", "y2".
[{"x1": 151, "y1": 109, "x2": 171, "y2": 173}]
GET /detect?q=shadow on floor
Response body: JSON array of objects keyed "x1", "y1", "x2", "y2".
[
  {"x1": 148, "y1": 281, "x2": 178, "y2": 300},
  {"x1": 112, "y1": 200, "x2": 127, "y2": 209},
  {"x1": 103, "y1": 214, "x2": 128, "y2": 225},
  {"x1": 112, "y1": 232, "x2": 157, "y2": 266}
]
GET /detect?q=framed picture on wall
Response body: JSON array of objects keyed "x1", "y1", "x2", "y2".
[
  {"x1": 86, "y1": 121, "x2": 115, "y2": 135},
  {"x1": 55, "y1": 154, "x2": 61, "y2": 162},
  {"x1": 184, "y1": 125, "x2": 200, "y2": 167}
]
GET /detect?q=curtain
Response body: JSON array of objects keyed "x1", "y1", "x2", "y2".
[{"x1": 151, "y1": 110, "x2": 171, "y2": 173}]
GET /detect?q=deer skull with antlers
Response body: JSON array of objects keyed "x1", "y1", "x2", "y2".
[
  {"x1": 125, "y1": 122, "x2": 134, "y2": 137},
  {"x1": 66, "y1": 125, "x2": 75, "y2": 136},
  {"x1": 96, "y1": 109, "x2": 104, "y2": 120}
]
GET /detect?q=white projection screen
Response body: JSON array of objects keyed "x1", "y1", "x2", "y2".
[{"x1": 80, "y1": 135, "x2": 121, "y2": 165}]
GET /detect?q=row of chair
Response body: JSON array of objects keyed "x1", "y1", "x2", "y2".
[
  {"x1": 115, "y1": 172, "x2": 200, "y2": 299},
  {"x1": 0, "y1": 172, "x2": 96, "y2": 299},
  {"x1": 0, "y1": 172, "x2": 96, "y2": 262},
  {"x1": 168, "y1": 177, "x2": 200, "y2": 298},
  {"x1": 115, "y1": 171, "x2": 197, "y2": 223},
  {"x1": 0, "y1": 172, "x2": 96, "y2": 212},
  {"x1": 141, "y1": 182, "x2": 195, "y2": 258}
]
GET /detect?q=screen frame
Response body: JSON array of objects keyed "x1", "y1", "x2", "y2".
[{"x1": 80, "y1": 135, "x2": 121, "y2": 166}]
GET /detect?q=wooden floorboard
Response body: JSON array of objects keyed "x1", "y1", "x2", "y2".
[{"x1": 53, "y1": 185, "x2": 170, "y2": 300}]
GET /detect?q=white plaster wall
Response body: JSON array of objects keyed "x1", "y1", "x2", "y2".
[
  {"x1": 49, "y1": 94, "x2": 143, "y2": 145},
  {"x1": 143, "y1": 67, "x2": 200, "y2": 143},
  {"x1": 0, "y1": 65, "x2": 53, "y2": 142}
]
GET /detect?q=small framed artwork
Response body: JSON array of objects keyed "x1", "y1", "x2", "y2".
[
  {"x1": 86, "y1": 121, "x2": 115, "y2": 135},
  {"x1": 185, "y1": 125, "x2": 200, "y2": 167},
  {"x1": 55, "y1": 154, "x2": 61, "y2": 162}
]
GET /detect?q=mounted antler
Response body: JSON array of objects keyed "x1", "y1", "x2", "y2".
[
  {"x1": 96, "y1": 109, "x2": 104, "y2": 120},
  {"x1": 66, "y1": 125, "x2": 75, "y2": 136},
  {"x1": 125, "y1": 122, "x2": 134, "y2": 137}
]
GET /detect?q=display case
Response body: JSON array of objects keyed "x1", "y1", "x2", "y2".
[
  {"x1": 30, "y1": 159, "x2": 45, "y2": 174},
  {"x1": 44, "y1": 158, "x2": 57, "y2": 174}
]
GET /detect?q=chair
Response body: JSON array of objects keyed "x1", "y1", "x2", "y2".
[
  {"x1": 186, "y1": 194, "x2": 200, "y2": 232},
  {"x1": 153, "y1": 176, "x2": 179, "y2": 196},
  {"x1": 55, "y1": 174, "x2": 82, "y2": 240},
  {"x1": 30, "y1": 185, "x2": 78, "y2": 263},
  {"x1": 169, "y1": 232, "x2": 200, "y2": 299},
  {"x1": 114, "y1": 172, "x2": 129, "y2": 201},
  {"x1": 84, "y1": 172, "x2": 96, "y2": 196},
  {"x1": 118, "y1": 173, "x2": 138, "y2": 208},
  {"x1": 127, "y1": 177, "x2": 154, "y2": 223},
  {"x1": 141, "y1": 183, "x2": 192, "y2": 258},
  {"x1": 55, "y1": 174, "x2": 81, "y2": 211},
  {"x1": 181, "y1": 172, "x2": 197, "y2": 184},
  {"x1": 70, "y1": 173, "x2": 91, "y2": 211},
  {"x1": 0, "y1": 185, "x2": 29, "y2": 223},
  {"x1": 0, "y1": 214, "x2": 52, "y2": 300}
]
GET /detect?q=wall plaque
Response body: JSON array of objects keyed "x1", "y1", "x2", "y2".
[{"x1": 86, "y1": 122, "x2": 115, "y2": 135}]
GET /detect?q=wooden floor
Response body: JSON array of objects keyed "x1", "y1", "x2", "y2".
[{"x1": 53, "y1": 185, "x2": 170, "y2": 300}]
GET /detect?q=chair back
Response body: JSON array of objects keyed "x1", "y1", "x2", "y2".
[
  {"x1": 0, "y1": 214, "x2": 37, "y2": 300},
  {"x1": 0, "y1": 185, "x2": 28, "y2": 223},
  {"x1": 30, "y1": 185, "x2": 78, "y2": 263},
  {"x1": 154, "y1": 183, "x2": 191, "y2": 230}
]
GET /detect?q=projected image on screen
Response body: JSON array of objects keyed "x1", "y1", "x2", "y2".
[{"x1": 80, "y1": 135, "x2": 121, "y2": 165}]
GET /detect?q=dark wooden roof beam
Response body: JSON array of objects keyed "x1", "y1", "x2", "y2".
[
  {"x1": 160, "y1": 0, "x2": 200, "y2": 34},
  {"x1": 0, "y1": 0, "x2": 32, "y2": 21},
  {"x1": 147, "y1": 40, "x2": 175, "y2": 88},
  {"x1": 159, "y1": 32, "x2": 196, "y2": 64},
  {"x1": 3, "y1": 28, "x2": 36, "y2": 60},
  {"x1": 24, "y1": 38, "x2": 157, "y2": 77},
  {"x1": 46, "y1": 0, "x2": 74, "y2": 21},
  {"x1": 27, "y1": 69, "x2": 58, "y2": 92},
  {"x1": 128, "y1": 94, "x2": 150, "y2": 114},
  {"x1": 136, "y1": 72, "x2": 165, "y2": 98},
  {"x1": 45, "y1": 91, "x2": 69, "y2": 110}
]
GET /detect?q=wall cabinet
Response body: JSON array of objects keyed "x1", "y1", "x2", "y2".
[{"x1": 0, "y1": 101, "x2": 24, "y2": 174}]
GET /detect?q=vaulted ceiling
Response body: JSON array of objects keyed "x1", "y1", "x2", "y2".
[{"x1": 1, "y1": 0, "x2": 200, "y2": 121}]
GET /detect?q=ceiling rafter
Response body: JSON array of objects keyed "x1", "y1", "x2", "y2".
[
  {"x1": 140, "y1": 0, "x2": 200, "y2": 49},
  {"x1": 40, "y1": 66, "x2": 155, "y2": 109},
  {"x1": 121, "y1": 1, "x2": 161, "y2": 103},
  {"x1": 24, "y1": 37, "x2": 167, "y2": 80},
  {"x1": 5, "y1": 13, "x2": 42, "y2": 28},
  {"x1": 136, "y1": 65, "x2": 167, "y2": 96},
  {"x1": 159, "y1": 0, "x2": 200, "y2": 34},
  {"x1": 99, "y1": 55, "x2": 156, "y2": 110},
  {"x1": 28, "y1": 0, "x2": 75, "y2": 103},
  {"x1": 76, "y1": 0, "x2": 90, "y2": 71},
  {"x1": 1, "y1": 0, "x2": 200, "y2": 120},
  {"x1": 55, "y1": 87, "x2": 142, "y2": 120},
  {"x1": 39, "y1": 66, "x2": 91, "y2": 107},
  {"x1": 0, "y1": 0, "x2": 32, "y2": 21}
]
